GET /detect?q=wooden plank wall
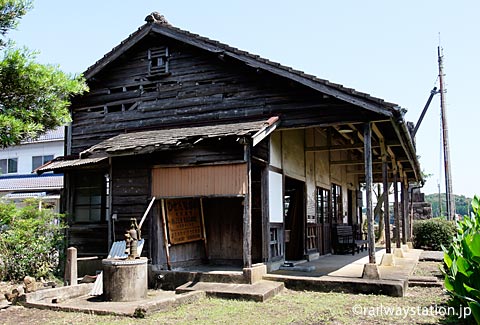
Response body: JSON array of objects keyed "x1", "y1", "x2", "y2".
[
  {"x1": 111, "y1": 156, "x2": 151, "y2": 250},
  {"x1": 70, "y1": 34, "x2": 379, "y2": 155}
]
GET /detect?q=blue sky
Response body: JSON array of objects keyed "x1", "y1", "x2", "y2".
[{"x1": 9, "y1": 1, "x2": 480, "y2": 198}]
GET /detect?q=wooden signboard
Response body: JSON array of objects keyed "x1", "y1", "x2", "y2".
[{"x1": 165, "y1": 198, "x2": 204, "y2": 245}]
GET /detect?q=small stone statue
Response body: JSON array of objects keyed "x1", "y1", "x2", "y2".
[{"x1": 125, "y1": 218, "x2": 141, "y2": 259}]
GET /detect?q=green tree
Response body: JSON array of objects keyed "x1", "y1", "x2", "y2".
[
  {"x1": 0, "y1": 0, "x2": 87, "y2": 147},
  {"x1": 0, "y1": 199, "x2": 66, "y2": 280},
  {"x1": 425, "y1": 193, "x2": 472, "y2": 217}
]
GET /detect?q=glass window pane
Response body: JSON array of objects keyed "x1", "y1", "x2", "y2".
[
  {"x1": 8, "y1": 158, "x2": 17, "y2": 173},
  {"x1": 74, "y1": 207, "x2": 91, "y2": 222},
  {"x1": 75, "y1": 189, "x2": 91, "y2": 205},
  {"x1": 32, "y1": 156, "x2": 43, "y2": 170},
  {"x1": 73, "y1": 172, "x2": 105, "y2": 223},
  {"x1": 0, "y1": 160, "x2": 6, "y2": 174},
  {"x1": 90, "y1": 208, "x2": 101, "y2": 222},
  {"x1": 43, "y1": 155, "x2": 54, "y2": 164}
]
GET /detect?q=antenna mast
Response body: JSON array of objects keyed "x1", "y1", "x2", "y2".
[{"x1": 438, "y1": 46, "x2": 455, "y2": 220}]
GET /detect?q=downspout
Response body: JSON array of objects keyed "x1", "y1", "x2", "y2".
[
  {"x1": 390, "y1": 108, "x2": 424, "y2": 185},
  {"x1": 409, "y1": 184, "x2": 422, "y2": 242}
]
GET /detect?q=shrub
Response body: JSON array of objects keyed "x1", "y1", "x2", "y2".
[
  {"x1": 443, "y1": 195, "x2": 480, "y2": 324},
  {"x1": 413, "y1": 218, "x2": 456, "y2": 250},
  {"x1": 0, "y1": 199, "x2": 66, "y2": 281}
]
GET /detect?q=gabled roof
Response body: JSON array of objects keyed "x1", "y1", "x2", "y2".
[
  {"x1": 80, "y1": 12, "x2": 421, "y2": 182},
  {"x1": 84, "y1": 13, "x2": 398, "y2": 118}
]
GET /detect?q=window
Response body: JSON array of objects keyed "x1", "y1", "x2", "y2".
[
  {"x1": 148, "y1": 47, "x2": 169, "y2": 75},
  {"x1": 32, "y1": 155, "x2": 54, "y2": 171},
  {"x1": 73, "y1": 172, "x2": 106, "y2": 223},
  {"x1": 331, "y1": 184, "x2": 343, "y2": 223},
  {"x1": 0, "y1": 158, "x2": 18, "y2": 174},
  {"x1": 316, "y1": 187, "x2": 330, "y2": 224}
]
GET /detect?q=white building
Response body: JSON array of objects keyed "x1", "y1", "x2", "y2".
[{"x1": 0, "y1": 127, "x2": 64, "y2": 210}]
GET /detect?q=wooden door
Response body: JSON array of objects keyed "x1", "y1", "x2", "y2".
[{"x1": 284, "y1": 177, "x2": 305, "y2": 261}]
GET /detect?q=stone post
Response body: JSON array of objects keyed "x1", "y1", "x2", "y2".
[{"x1": 65, "y1": 247, "x2": 78, "y2": 286}]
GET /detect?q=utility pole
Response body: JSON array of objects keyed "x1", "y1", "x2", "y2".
[
  {"x1": 438, "y1": 46, "x2": 455, "y2": 220},
  {"x1": 437, "y1": 182, "x2": 442, "y2": 217}
]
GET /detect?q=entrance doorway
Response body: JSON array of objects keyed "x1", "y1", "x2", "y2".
[{"x1": 284, "y1": 177, "x2": 305, "y2": 261}]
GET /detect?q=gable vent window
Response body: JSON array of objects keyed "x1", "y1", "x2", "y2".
[{"x1": 148, "y1": 47, "x2": 169, "y2": 75}]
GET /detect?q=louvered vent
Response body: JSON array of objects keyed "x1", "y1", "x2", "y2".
[{"x1": 148, "y1": 47, "x2": 169, "y2": 75}]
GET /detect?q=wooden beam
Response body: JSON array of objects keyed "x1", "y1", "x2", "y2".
[
  {"x1": 393, "y1": 171, "x2": 401, "y2": 249},
  {"x1": 305, "y1": 143, "x2": 380, "y2": 152},
  {"x1": 349, "y1": 123, "x2": 381, "y2": 156},
  {"x1": 364, "y1": 123, "x2": 376, "y2": 264},
  {"x1": 242, "y1": 140, "x2": 252, "y2": 268},
  {"x1": 331, "y1": 159, "x2": 382, "y2": 166},
  {"x1": 380, "y1": 138, "x2": 391, "y2": 253},
  {"x1": 252, "y1": 117, "x2": 280, "y2": 147},
  {"x1": 332, "y1": 158, "x2": 409, "y2": 166},
  {"x1": 373, "y1": 122, "x2": 398, "y2": 162}
]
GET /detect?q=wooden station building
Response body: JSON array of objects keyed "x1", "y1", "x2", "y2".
[{"x1": 39, "y1": 13, "x2": 422, "y2": 274}]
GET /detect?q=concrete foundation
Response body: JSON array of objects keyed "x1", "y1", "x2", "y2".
[
  {"x1": 380, "y1": 253, "x2": 395, "y2": 266},
  {"x1": 362, "y1": 263, "x2": 380, "y2": 279},
  {"x1": 243, "y1": 263, "x2": 267, "y2": 284},
  {"x1": 394, "y1": 248, "x2": 405, "y2": 258},
  {"x1": 103, "y1": 258, "x2": 148, "y2": 302}
]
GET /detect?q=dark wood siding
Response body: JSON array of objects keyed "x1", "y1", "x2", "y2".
[
  {"x1": 111, "y1": 156, "x2": 151, "y2": 248},
  {"x1": 70, "y1": 34, "x2": 379, "y2": 155}
]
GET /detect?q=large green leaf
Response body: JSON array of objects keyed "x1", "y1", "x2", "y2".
[
  {"x1": 464, "y1": 283, "x2": 480, "y2": 300},
  {"x1": 444, "y1": 251, "x2": 453, "y2": 268},
  {"x1": 456, "y1": 256, "x2": 472, "y2": 277},
  {"x1": 469, "y1": 234, "x2": 480, "y2": 257},
  {"x1": 468, "y1": 301, "x2": 480, "y2": 324},
  {"x1": 472, "y1": 196, "x2": 479, "y2": 213},
  {"x1": 444, "y1": 274, "x2": 454, "y2": 292}
]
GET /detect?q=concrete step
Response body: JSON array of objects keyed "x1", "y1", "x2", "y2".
[
  {"x1": 155, "y1": 270, "x2": 246, "y2": 290},
  {"x1": 408, "y1": 276, "x2": 443, "y2": 287},
  {"x1": 175, "y1": 280, "x2": 284, "y2": 302}
]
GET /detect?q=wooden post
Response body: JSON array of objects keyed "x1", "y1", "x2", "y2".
[
  {"x1": 381, "y1": 140, "x2": 391, "y2": 253},
  {"x1": 393, "y1": 173, "x2": 401, "y2": 248},
  {"x1": 160, "y1": 199, "x2": 171, "y2": 270},
  {"x1": 65, "y1": 247, "x2": 77, "y2": 286},
  {"x1": 242, "y1": 139, "x2": 252, "y2": 268},
  {"x1": 200, "y1": 198, "x2": 209, "y2": 261},
  {"x1": 401, "y1": 178, "x2": 408, "y2": 245},
  {"x1": 363, "y1": 123, "x2": 376, "y2": 264}
]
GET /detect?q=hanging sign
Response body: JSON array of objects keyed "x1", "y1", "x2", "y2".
[{"x1": 165, "y1": 198, "x2": 204, "y2": 245}]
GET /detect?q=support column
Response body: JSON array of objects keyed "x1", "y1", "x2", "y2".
[
  {"x1": 242, "y1": 140, "x2": 252, "y2": 268},
  {"x1": 401, "y1": 177, "x2": 408, "y2": 245},
  {"x1": 393, "y1": 173, "x2": 400, "y2": 248},
  {"x1": 381, "y1": 141, "x2": 391, "y2": 254},
  {"x1": 362, "y1": 123, "x2": 379, "y2": 278}
]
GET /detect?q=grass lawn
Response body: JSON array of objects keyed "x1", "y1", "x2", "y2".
[{"x1": 0, "y1": 262, "x2": 467, "y2": 325}]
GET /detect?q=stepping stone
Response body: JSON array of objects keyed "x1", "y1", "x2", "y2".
[{"x1": 175, "y1": 280, "x2": 284, "y2": 302}]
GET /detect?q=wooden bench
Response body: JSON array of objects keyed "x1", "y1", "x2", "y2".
[{"x1": 334, "y1": 225, "x2": 368, "y2": 255}]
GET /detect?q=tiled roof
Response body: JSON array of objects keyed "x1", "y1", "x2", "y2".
[
  {"x1": 23, "y1": 127, "x2": 64, "y2": 144},
  {"x1": 81, "y1": 119, "x2": 275, "y2": 158},
  {"x1": 0, "y1": 174, "x2": 63, "y2": 191}
]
